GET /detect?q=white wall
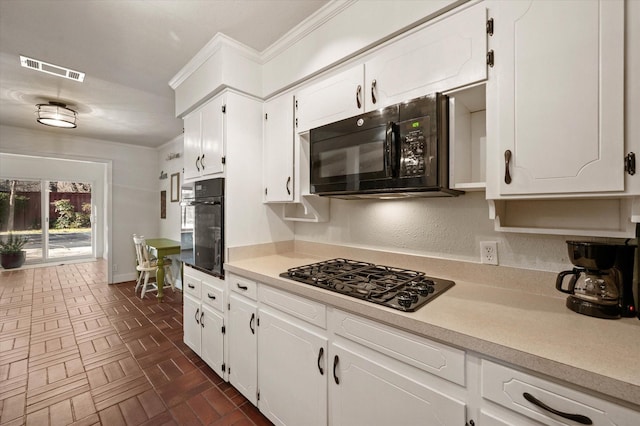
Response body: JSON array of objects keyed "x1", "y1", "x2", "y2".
[
  {"x1": 294, "y1": 192, "x2": 572, "y2": 272},
  {"x1": 157, "y1": 135, "x2": 184, "y2": 241},
  {"x1": 0, "y1": 124, "x2": 159, "y2": 283},
  {"x1": 156, "y1": 135, "x2": 184, "y2": 288}
]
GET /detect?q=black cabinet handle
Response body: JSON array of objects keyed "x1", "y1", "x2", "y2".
[
  {"x1": 371, "y1": 79, "x2": 377, "y2": 104},
  {"x1": 200, "y1": 153, "x2": 205, "y2": 170},
  {"x1": 196, "y1": 156, "x2": 201, "y2": 172},
  {"x1": 356, "y1": 85, "x2": 362, "y2": 109},
  {"x1": 333, "y1": 355, "x2": 340, "y2": 385},
  {"x1": 237, "y1": 283, "x2": 248, "y2": 291},
  {"x1": 250, "y1": 313, "x2": 255, "y2": 335},
  {"x1": 504, "y1": 149, "x2": 512, "y2": 184},
  {"x1": 188, "y1": 284, "x2": 195, "y2": 289},
  {"x1": 523, "y1": 392, "x2": 592, "y2": 425},
  {"x1": 286, "y1": 176, "x2": 291, "y2": 195},
  {"x1": 317, "y1": 347, "x2": 324, "y2": 375},
  {"x1": 207, "y1": 293, "x2": 216, "y2": 300},
  {"x1": 195, "y1": 308, "x2": 200, "y2": 324},
  {"x1": 200, "y1": 311, "x2": 205, "y2": 328}
]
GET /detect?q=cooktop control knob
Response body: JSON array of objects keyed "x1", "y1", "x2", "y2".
[
  {"x1": 414, "y1": 285, "x2": 431, "y2": 296},
  {"x1": 397, "y1": 291, "x2": 416, "y2": 307}
]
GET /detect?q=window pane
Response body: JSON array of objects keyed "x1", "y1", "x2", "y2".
[{"x1": 0, "y1": 179, "x2": 42, "y2": 263}]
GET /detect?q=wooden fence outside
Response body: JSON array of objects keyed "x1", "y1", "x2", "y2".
[{"x1": 0, "y1": 192, "x2": 91, "y2": 231}]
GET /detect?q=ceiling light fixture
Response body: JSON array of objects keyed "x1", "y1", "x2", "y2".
[{"x1": 36, "y1": 102, "x2": 77, "y2": 128}]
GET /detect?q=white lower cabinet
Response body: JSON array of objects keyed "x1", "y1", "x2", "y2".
[
  {"x1": 258, "y1": 307, "x2": 328, "y2": 426},
  {"x1": 214, "y1": 274, "x2": 639, "y2": 426},
  {"x1": 329, "y1": 340, "x2": 466, "y2": 426},
  {"x1": 183, "y1": 293, "x2": 202, "y2": 354},
  {"x1": 228, "y1": 291, "x2": 258, "y2": 404},
  {"x1": 200, "y1": 304, "x2": 224, "y2": 376},
  {"x1": 480, "y1": 360, "x2": 640, "y2": 425},
  {"x1": 183, "y1": 266, "x2": 226, "y2": 379}
]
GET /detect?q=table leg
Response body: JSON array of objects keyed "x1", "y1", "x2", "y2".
[{"x1": 156, "y1": 257, "x2": 165, "y2": 302}]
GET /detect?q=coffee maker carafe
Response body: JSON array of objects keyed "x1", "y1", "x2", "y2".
[{"x1": 556, "y1": 241, "x2": 636, "y2": 319}]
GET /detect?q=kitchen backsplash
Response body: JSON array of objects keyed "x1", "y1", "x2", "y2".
[{"x1": 293, "y1": 192, "x2": 571, "y2": 273}]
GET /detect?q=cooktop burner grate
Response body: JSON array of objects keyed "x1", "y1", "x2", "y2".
[{"x1": 280, "y1": 258, "x2": 454, "y2": 312}]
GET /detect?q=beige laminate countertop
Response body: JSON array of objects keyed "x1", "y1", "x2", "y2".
[{"x1": 224, "y1": 245, "x2": 640, "y2": 409}]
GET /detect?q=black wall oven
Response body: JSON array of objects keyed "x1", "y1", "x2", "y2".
[
  {"x1": 310, "y1": 93, "x2": 461, "y2": 198},
  {"x1": 181, "y1": 178, "x2": 224, "y2": 278}
]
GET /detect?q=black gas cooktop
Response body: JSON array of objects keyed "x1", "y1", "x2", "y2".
[{"x1": 279, "y1": 258, "x2": 454, "y2": 312}]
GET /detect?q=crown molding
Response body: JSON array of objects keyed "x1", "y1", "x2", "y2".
[
  {"x1": 260, "y1": 0, "x2": 357, "y2": 63},
  {"x1": 168, "y1": 33, "x2": 261, "y2": 89}
]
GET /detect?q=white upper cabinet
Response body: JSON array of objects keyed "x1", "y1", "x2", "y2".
[
  {"x1": 365, "y1": 2, "x2": 487, "y2": 110},
  {"x1": 199, "y1": 96, "x2": 225, "y2": 176},
  {"x1": 263, "y1": 92, "x2": 295, "y2": 202},
  {"x1": 295, "y1": 65, "x2": 365, "y2": 133},
  {"x1": 294, "y1": 2, "x2": 487, "y2": 134},
  {"x1": 488, "y1": 0, "x2": 625, "y2": 197},
  {"x1": 183, "y1": 94, "x2": 225, "y2": 181}
]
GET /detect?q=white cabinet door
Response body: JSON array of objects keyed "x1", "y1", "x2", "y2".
[
  {"x1": 490, "y1": 0, "x2": 624, "y2": 196},
  {"x1": 182, "y1": 95, "x2": 225, "y2": 181},
  {"x1": 200, "y1": 304, "x2": 224, "y2": 378},
  {"x1": 183, "y1": 294, "x2": 201, "y2": 355},
  {"x1": 365, "y1": 2, "x2": 487, "y2": 110},
  {"x1": 263, "y1": 93, "x2": 294, "y2": 202},
  {"x1": 183, "y1": 112, "x2": 202, "y2": 181},
  {"x1": 200, "y1": 95, "x2": 225, "y2": 177},
  {"x1": 228, "y1": 293, "x2": 258, "y2": 404},
  {"x1": 295, "y1": 65, "x2": 364, "y2": 133},
  {"x1": 257, "y1": 309, "x2": 327, "y2": 426},
  {"x1": 329, "y1": 342, "x2": 466, "y2": 426}
]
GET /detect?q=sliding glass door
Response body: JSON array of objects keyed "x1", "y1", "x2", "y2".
[
  {"x1": 0, "y1": 179, "x2": 94, "y2": 264},
  {"x1": 47, "y1": 181, "x2": 93, "y2": 259}
]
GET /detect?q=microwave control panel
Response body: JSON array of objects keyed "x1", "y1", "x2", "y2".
[{"x1": 398, "y1": 117, "x2": 430, "y2": 177}]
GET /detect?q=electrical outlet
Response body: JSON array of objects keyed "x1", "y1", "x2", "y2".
[
  {"x1": 480, "y1": 241, "x2": 498, "y2": 265},
  {"x1": 112, "y1": 263, "x2": 118, "y2": 272}
]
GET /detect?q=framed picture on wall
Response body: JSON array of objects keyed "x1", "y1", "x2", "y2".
[
  {"x1": 160, "y1": 190, "x2": 167, "y2": 219},
  {"x1": 170, "y1": 173, "x2": 180, "y2": 202}
]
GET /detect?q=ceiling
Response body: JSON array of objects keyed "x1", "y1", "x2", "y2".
[{"x1": 0, "y1": 0, "x2": 328, "y2": 148}]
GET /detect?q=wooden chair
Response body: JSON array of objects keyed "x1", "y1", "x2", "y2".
[{"x1": 133, "y1": 234, "x2": 174, "y2": 299}]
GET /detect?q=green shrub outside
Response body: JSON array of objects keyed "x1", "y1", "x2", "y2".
[{"x1": 51, "y1": 200, "x2": 92, "y2": 229}]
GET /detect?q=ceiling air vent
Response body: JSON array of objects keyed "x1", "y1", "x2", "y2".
[{"x1": 19, "y1": 55, "x2": 85, "y2": 82}]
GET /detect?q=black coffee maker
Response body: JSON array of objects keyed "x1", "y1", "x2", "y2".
[{"x1": 556, "y1": 241, "x2": 636, "y2": 319}]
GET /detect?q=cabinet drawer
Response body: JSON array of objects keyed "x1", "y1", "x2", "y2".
[
  {"x1": 228, "y1": 274, "x2": 257, "y2": 300},
  {"x1": 329, "y1": 309, "x2": 465, "y2": 386},
  {"x1": 259, "y1": 285, "x2": 326, "y2": 329},
  {"x1": 202, "y1": 282, "x2": 224, "y2": 312},
  {"x1": 183, "y1": 273, "x2": 201, "y2": 299},
  {"x1": 481, "y1": 360, "x2": 640, "y2": 425}
]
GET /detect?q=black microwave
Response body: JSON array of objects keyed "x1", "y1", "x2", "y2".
[{"x1": 309, "y1": 93, "x2": 462, "y2": 198}]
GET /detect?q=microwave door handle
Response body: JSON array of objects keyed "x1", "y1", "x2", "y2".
[{"x1": 386, "y1": 121, "x2": 397, "y2": 177}]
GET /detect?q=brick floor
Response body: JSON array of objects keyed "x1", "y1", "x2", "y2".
[{"x1": 0, "y1": 261, "x2": 272, "y2": 426}]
